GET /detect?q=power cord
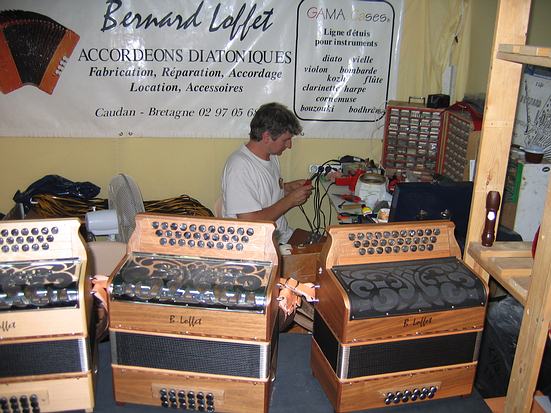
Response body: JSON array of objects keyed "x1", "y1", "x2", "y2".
[{"x1": 299, "y1": 160, "x2": 341, "y2": 240}]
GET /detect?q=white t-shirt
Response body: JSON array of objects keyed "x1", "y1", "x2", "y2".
[{"x1": 221, "y1": 144, "x2": 294, "y2": 243}]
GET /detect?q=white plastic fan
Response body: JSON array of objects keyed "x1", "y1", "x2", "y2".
[
  {"x1": 85, "y1": 174, "x2": 144, "y2": 242},
  {"x1": 108, "y1": 174, "x2": 145, "y2": 242}
]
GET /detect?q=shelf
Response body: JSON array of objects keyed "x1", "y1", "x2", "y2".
[
  {"x1": 468, "y1": 241, "x2": 533, "y2": 305},
  {"x1": 497, "y1": 44, "x2": 551, "y2": 68}
]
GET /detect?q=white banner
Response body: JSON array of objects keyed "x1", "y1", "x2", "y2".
[{"x1": 0, "y1": 0, "x2": 402, "y2": 138}]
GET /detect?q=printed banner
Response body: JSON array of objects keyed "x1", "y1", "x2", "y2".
[{"x1": 0, "y1": 0, "x2": 403, "y2": 138}]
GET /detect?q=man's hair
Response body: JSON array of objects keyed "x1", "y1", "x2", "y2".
[{"x1": 249, "y1": 102, "x2": 303, "y2": 141}]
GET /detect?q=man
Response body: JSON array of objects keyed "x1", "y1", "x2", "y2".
[{"x1": 221, "y1": 102, "x2": 312, "y2": 244}]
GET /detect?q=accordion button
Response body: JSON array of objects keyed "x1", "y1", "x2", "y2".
[{"x1": 161, "y1": 400, "x2": 169, "y2": 407}]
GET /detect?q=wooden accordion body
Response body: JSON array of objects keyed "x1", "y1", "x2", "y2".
[
  {"x1": 311, "y1": 221, "x2": 488, "y2": 412},
  {"x1": 0, "y1": 218, "x2": 94, "y2": 413},
  {"x1": 0, "y1": 10, "x2": 79, "y2": 95},
  {"x1": 108, "y1": 213, "x2": 280, "y2": 413}
]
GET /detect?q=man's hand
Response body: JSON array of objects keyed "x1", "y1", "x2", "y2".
[
  {"x1": 284, "y1": 179, "x2": 309, "y2": 194},
  {"x1": 237, "y1": 179, "x2": 312, "y2": 222},
  {"x1": 285, "y1": 181, "x2": 312, "y2": 207}
]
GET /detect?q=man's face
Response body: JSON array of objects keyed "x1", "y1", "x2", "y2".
[{"x1": 267, "y1": 131, "x2": 293, "y2": 155}]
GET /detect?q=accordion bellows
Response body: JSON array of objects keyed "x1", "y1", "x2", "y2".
[{"x1": 0, "y1": 10, "x2": 79, "y2": 94}]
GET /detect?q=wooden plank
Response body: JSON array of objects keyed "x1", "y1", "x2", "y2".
[
  {"x1": 497, "y1": 44, "x2": 551, "y2": 68},
  {"x1": 469, "y1": 241, "x2": 533, "y2": 258},
  {"x1": 507, "y1": 176, "x2": 551, "y2": 412},
  {"x1": 497, "y1": 51, "x2": 551, "y2": 68},
  {"x1": 468, "y1": 242, "x2": 532, "y2": 305},
  {"x1": 464, "y1": 1, "x2": 542, "y2": 409},
  {"x1": 463, "y1": 0, "x2": 530, "y2": 274},
  {"x1": 486, "y1": 257, "x2": 533, "y2": 277},
  {"x1": 498, "y1": 44, "x2": 551, "y2": 57}
]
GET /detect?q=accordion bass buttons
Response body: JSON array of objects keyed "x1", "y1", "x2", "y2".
[
  {"x1": 383, "y1": 386, "x2": 438, "y2": 405},
  {"x1": 157, "y1": 388, "x2": 216, "y2": 411}
]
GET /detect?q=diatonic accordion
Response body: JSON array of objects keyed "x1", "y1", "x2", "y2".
[{"x1": 0, "y1": 10, "x2": 79, "y2": 94}]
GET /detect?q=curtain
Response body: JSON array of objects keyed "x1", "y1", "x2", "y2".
[{"x1": 397, "y1": 0, "x2": 472, "y2": 103}]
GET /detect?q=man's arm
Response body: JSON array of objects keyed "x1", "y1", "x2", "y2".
[{"x1": 237, "y1": 183, "x2": 312, "y2": 222}]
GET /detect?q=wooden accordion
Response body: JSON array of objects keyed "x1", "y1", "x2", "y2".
[
  {"x1": 0, "y1": 10, "x2": 79, "y2": 94},
  {"x1": 0, "y1": 218, "x2": 94, "y2": 413},
  {"x1": 108, "y1": 213, "x2": 280, "y2": 413},
  {"x1": 311, "y1": 221, "x2": 488, "y2": 412}
]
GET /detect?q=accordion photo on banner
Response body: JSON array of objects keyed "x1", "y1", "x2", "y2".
[{"x1": 0, "y1": 10, "x2": 79, "y2": 94}]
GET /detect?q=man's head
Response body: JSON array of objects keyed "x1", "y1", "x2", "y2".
[{"x1": 249, "y1": 102, "x2": 303, "y2": 142}]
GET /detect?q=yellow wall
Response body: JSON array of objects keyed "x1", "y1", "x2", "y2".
[
  {"x1": 1, "y1": 0, "x2": 550, "y2": 230},
  {"x1": 465, "y1": 0, "x2": 551, "y2": 96}
]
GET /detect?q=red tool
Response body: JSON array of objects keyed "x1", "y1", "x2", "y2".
[
  {"x1": 335, "y1": 169, "x2": 365, "y2": 191},
  {"x1": 339, "y1": 194, "x2": 362, "y2": 203}
]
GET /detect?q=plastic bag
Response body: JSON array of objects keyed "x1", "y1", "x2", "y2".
[{"x1": 13, "y1": 175, "x2": 101, "y2": 213}]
